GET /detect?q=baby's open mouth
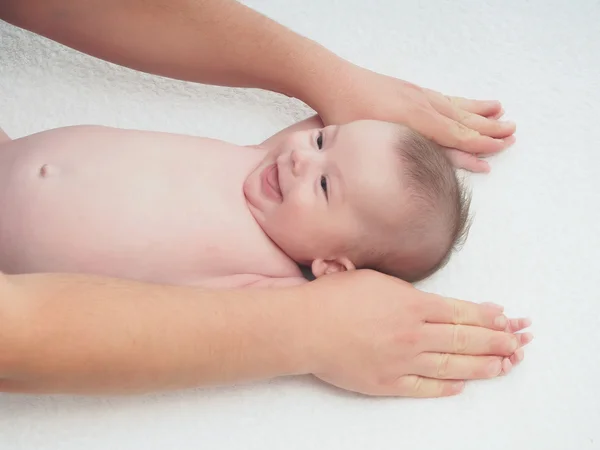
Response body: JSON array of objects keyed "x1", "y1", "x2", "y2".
[{"x1": 263, "y1": 163, "x2": 282, "y2": 200}]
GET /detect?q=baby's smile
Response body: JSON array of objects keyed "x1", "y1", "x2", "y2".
[{"x1": 261, "y1": 163, "x2": 282, "y2": 202}]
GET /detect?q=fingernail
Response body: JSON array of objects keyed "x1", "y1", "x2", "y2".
[
  {"x1": 494, "y1": 315, "x2": 507, "y2": 328},
  {"x1": 487, "y1": 360, "x2": 502, "y2": 376},
  {"x1": 515, "y1": 348, "x2": 525, "y2": 362},
  {"x1": 501, "y1": 120, "x2": 516, "y2": 127},
  {"x1": 502, "y1": 358, "x2": 513, "y2": 375},
  {"x1": 452, "y1": 381, "x2": 465, "y2": 392},
  {"x1": 523, "y1": 332, "x2": 534, "y2": 344}
]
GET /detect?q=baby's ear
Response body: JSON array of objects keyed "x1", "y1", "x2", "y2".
[{"x1": 311, "y1": 257, "x2": 356, "y2": 278}]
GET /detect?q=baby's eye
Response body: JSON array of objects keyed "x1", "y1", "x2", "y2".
[
  {"x1": 320, "y1": 176, "x2": 328, "y2": 199},
  {"x1": 316, "y1": 131, "x2": 324, "y2": 150}
]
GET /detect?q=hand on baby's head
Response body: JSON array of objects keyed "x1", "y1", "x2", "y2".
[{"x1": 246, "y1": 120, "x2": 471, "y2": 283}]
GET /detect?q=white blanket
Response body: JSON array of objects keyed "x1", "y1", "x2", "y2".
[{"x1": 1, "y1": 0, "x2": 599, "y2": 448}]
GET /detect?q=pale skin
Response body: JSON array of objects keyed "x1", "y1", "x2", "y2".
[
  {"x1": 0, "y1": 116, "x2": 444, "y2": 285},
  {"x1": 0, "y1": 270, "x2": 529, "y2": 396},
  {"x1": 0, "y1": 0, "x2": 530, "y2": 397},
  {"x1": 0, "y1": 118, "x2": 531, "y2": 395},
  {"x1": 0, "y1": 0, "x2": 516, "y2": 164}
]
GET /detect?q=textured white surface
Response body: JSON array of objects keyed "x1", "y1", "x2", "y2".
[{"x1": 1, "y1": 0, "x2": 600, "y2": 448}]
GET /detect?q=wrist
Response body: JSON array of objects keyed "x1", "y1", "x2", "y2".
[
  {"x1": 270, "y1": 282, "x2": 329, "y2": 377},
  {"x1": 297, "y1": 57, "x2": 364, "y2": 124},
  {"x1": 264, "y1": 284, "x2": 314, "y2": 377},
  {"x1": 275, "y1": 39, "x2": 354, "y2": 112}
]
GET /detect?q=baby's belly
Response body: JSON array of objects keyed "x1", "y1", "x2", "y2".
[{"x1": 0, "y1": 126, "x2": 299, "y2": 284}]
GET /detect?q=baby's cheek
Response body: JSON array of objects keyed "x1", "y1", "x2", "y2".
[
  {"x1": 275, "y1": 200, "x2": 311, "y2": 230},
  {"x1": 287, "y1": 131, "x2": 309, "y2": 148},
  {"x1": 277, "y1": 201, "x2": 308, "y2": 228},
  {"x1": 292, "y1": 183, "x2": 317, "y2": 205}
]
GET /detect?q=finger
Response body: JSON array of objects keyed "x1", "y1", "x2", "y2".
[
  {"x1": 505, "y1": 318, "x2": 532, "y2": 333},
  {"x1": 424, "y1": 89, "x2": 502, "y2": 117},
  {"x1": 517, "y1": 332, "x2": 534, "y2": 346},
  {"x1": 422, "y1": 323, "x2": 519, "y2": 356},
  {"x1": 444, "y1": 149, "x2": 491, "y2": 173},
  {"x1": 412, "y1": 353, "x2": 503, "y2": 380},
  {"x1": 481, "y1": 302, "x2": 504, "y2": 312},
  {"x1": 422, "y1": 295, "x2": 509, "y2": 330},
  {"x1": 395, "y1": 375, "x2": 465, "y2": 398},
  {"x1": 459, "y1": 114, "x2": 516, "y2": 140},
  {"x1": 425, "y1": 92, "x2": 516, "y2": 140},
  {"x1": 408, "y1": 108, "x2": 509, "y2": 155},
  {"x1": 510, "y1": 347, "x2": 525, "y2": 366},
  {"x1": 500, "y1": 347, "x2": 525, "y2": 376},
  {"x1": 471, "y1": 135, "x2": 517, "y2": 158},
  {"x1": 490, "y1": 107, "x2": 505, "y2": 120},
  {"x1": 445, "y1": 96, "x2": 502, "y2": 117},
  {"x1": 501, "y1": 357, "x2": 513, "y2": 375},
  {"x1": 503, "y1": 135, "x2": 517, "y2": 148}
]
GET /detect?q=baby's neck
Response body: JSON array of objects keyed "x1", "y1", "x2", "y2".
[{"x1": 240, "y1": 149, "x2": 309, "y2": 278}]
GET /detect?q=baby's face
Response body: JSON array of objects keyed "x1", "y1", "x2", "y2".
[{"x1": 244, "y1": 120, "x2": 406, "y2": 266}]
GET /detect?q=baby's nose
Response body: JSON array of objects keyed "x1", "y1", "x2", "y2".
[{"x1": 291, "y1": 149, "x2": 312, "y2": 176}]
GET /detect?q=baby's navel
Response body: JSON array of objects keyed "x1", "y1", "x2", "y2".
[{"x1": 38, "y1": 164, "x2": 51, "y2": 178}]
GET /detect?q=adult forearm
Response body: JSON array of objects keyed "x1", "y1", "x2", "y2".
[
  {"x1": 0, "y1": 273, "x2": 308, "y2": 395},
  {"x1": 0, "y1": 0, "x2": 347, "y2": 109}
]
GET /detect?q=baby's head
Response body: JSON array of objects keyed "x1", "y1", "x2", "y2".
[{"x1": 243, "y1": 120, "x2": 471, "y2": 282}]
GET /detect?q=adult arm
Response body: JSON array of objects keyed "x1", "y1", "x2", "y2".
[
  {"x1": 0, "y1": 0, "x2": 515, "y2": 154},
  {"x1": 0, "y1": 270, "x2": 530, "y2": 397}
]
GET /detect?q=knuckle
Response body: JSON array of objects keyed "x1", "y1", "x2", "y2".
[
  {"x1": 452, "y1": 301, "x2": 466, "y2": 324},
  {"x1": 410, "y1": 375, "x2": 424, "y2": 395},
  {"x1": 452, "y1": 325, "x2": 470, "y2": 353},
  {"x1": 436, "y1": 353, "x2": 451, "y2": 378},
  {"x1": 413, "y1": 102, "x2": 435, "y2": 117},
  {"x1": 453, "y1": 122, "x2": 478, "y2": 143},
  {"x1": 457, "y1": 109, "x2": 472, "y2": 122}
]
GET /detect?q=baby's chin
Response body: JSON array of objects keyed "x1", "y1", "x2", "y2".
[{"x1": 273, "y1": 237, "x2": 318, "y2": 264}]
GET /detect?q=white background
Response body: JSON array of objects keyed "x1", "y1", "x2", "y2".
[{"x1": 1, "y1": 0, "x2": 599, "y2": 448}]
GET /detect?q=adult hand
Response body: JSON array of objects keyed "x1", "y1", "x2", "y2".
[
  {"x1": 301, "y1": 270, "x2": 531, "y2": 397},
  {"x1": 1, "y1": 0, "x2": 515, "y2": 164},
  {"x1": 313, "y1": 64, "x2": 516, "y2": 160}
]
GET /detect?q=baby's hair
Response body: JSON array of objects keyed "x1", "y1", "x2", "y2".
[{"x1": 357, "y1": 126, "x2": 472, "y2": 282}]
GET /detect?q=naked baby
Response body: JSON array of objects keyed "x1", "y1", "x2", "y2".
[{"x1": 0, "y1": 116, "x2": 470, "y2": 288}]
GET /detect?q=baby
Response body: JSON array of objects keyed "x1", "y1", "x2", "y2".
[{"x1": 0, "y1": 115, "x2": 469, "y2": 288}]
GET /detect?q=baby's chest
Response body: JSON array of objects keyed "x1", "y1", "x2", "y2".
[
  {"x1": 0, "y1": 131, "x2": 299, "y2": 283},
  {"x1": 169, "y1": 164, "x2": 302, "y2": 283}
]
